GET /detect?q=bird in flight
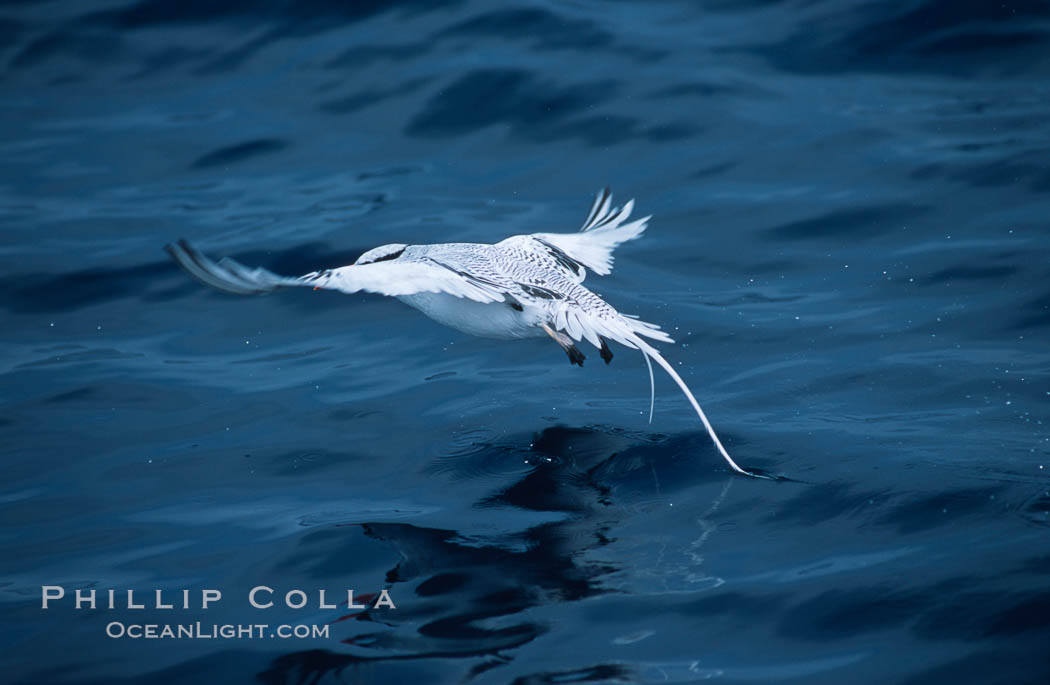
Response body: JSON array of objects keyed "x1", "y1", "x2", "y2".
[{"x1": 166, "y1": 188, "x2": 759, "y2": 477}]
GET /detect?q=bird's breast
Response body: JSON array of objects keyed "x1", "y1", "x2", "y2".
[{"x1": 397, "y1": 293, "x2": 545, "y2": 340}]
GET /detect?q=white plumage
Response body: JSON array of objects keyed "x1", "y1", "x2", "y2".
[{"x1": 166, "y1": 188, "x2": 758, "y2": 477}]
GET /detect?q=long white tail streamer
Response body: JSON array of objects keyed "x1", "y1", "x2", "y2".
[
  {"x1": 641, "y1": 349, "x2": 655, "y2": 423},
  {"x1": 627, "y1": 333, "x2": 766, "y2": 478}
]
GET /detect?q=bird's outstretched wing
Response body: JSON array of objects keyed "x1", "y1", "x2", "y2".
[
  {"x1": 498, "y1": 188, "x2": 649, "y2": 283},
  {"x1": 165, "y1": 239, "x2": 504, "y2": 303}
]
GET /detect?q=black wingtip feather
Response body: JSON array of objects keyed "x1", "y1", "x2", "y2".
[{"x1": 165, "y1": 238, "x2": 268, "y2": 296}]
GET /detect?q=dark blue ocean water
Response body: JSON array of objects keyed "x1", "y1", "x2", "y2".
[{"x1": 3, "y1": 1, "x2": 1049, "y2": 683}]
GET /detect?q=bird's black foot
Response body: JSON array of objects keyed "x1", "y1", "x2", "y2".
[
  {"x1": 599, "y1": 337, "x2": 613, "y2": 365},
  {"x1": 541, "y1": 322, "x2": 586, "y2": 367}
]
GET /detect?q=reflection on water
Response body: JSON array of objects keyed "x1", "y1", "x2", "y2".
[
  {"x1": 3, "y1": 0, "x2": 1050, "y2": 683},
  {"x1": 258, "y1": 426, "x2": 738, "y2": 684}
]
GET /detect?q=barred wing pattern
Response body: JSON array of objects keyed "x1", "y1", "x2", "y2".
[
  {"x1": 165, "y1": 240, "x2": 505, "y2": 303},
  {"x1": 495, "y1": 187, "x2": 651, "y2": 285}
]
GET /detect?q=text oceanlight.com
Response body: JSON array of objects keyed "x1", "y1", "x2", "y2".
[{"x1": 105, "y1": 622, "x2": 330, "y2": 639}]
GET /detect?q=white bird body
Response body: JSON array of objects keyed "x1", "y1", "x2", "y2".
[
  {"x1": 166, "y1": 188, "x2": 760, "y2": 477},
  {"x1": 398, "y1": 291, "x2": 546, "y2": 340}
]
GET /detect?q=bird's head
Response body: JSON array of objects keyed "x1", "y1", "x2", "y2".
[{"x1": 354, "y1": 243, "x2": 408, "y2": 265}]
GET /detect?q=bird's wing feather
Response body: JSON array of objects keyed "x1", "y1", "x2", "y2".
[
  {"x1": 165, "y1": 239, "x2": 504, "y2": 303},
  {"x1": 548, "y1": 300, "x2": 673, "y2": 350},
  {"x1": 499, "y1": 187, "x2": 649, "y2": 281}
]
